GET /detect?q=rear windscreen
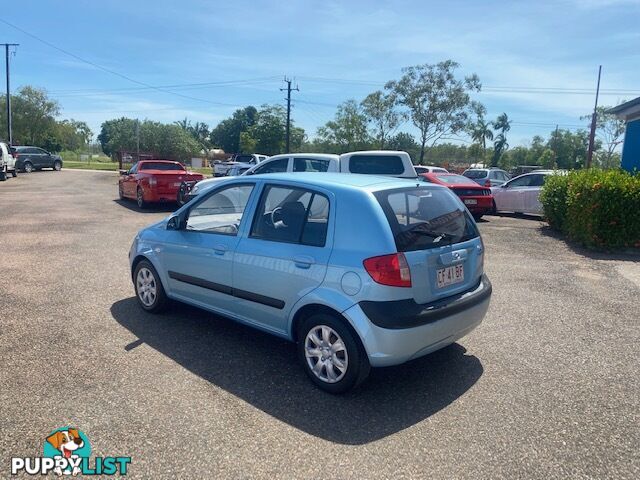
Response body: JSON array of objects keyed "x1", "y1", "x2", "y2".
[
  {"x1": 140, "y1": 162, "x2": 183, "y2": 171},
  {"x1": 463, "y1": 170, "x2": 488, "y2": 179},
  {"x1": 374, "y1": 187, "x2": 479, "y2": 252},
  {"x1": 349, "y1": 155, "x2": 404, "y2": 175}
]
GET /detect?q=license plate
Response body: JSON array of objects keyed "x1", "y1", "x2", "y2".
[
  {"x1": 173, "y1": 182, "x2": 182, "y2": 187},
  {"x1": 437, "y1": 265, "x2": 464, "y2": 288},
  {"x1": 464, "y1": 199, "x2": 477, "y2": 205}
]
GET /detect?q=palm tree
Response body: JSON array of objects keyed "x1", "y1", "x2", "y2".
[
  {"x1": 491, "y1": 113, "x2": 511, "y2": 166},
  {"x1": 471, "y1": 119, "x2": 493, "y2": 166}
]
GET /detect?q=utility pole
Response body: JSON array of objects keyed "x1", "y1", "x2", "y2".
[
  {"x1": 586, "y1": 65, "x2": 602, "y2": 169},
  {"x1": 552, "y1": 124, "x2": 559, "y2": 167},
  {"x1": 280, "y1": 77, "x2": 299, "y2": 153},
  {"x1": 3, "y1": 43, "x2": 19, "y2": 144}
]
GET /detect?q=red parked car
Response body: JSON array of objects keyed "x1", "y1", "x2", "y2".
[
  {"x1": 118, "y1": 160, "x2": 204, "y2": 208},
  {"x1": 420, "y1": 172, "x2": 494, "y2": 220}
]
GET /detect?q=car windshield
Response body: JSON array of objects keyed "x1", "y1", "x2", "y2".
[
  {"x1": 434, "y1": 174, "x2": 477, "y2": 185},
  {"x1": 375, "y1": 187, "x2": 479, "y2": 252},
  {"x1": 463, "y1": 170, "x2": 488, "y2": 179},
  {"x1": 140, "y1": 162, "x2": 184, "y2": 171}
]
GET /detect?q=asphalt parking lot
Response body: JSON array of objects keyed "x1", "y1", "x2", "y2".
[{"x1": 1, "y1": 170, "x2": 639, "y2": 479}]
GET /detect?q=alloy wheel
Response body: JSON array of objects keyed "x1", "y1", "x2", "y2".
[
  {"x1": 136, "y1": 267, "x2": 157, "y2": 307},
  {"x1": 304, "y1": 325, "x2": 348, "y2": 383}
]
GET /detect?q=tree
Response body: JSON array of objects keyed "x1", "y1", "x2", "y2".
[
  {"x1": 209, "y1": 106, "x2": 258, "y2": 153},
  {"x1": 386, "y1": 60, "x2": 481, "y2": 163},
  {"x1": 468, "y1": 103, "x2": 493, "y2": 166},
  {"x1": 360, "y1": 90, "x2": 400, "y2": 149},
  {"x1": 491, "y1": 113, "x2": 511, "y2": 166},
  {"x1": 97, "y1": 118, "x2": 200, "y2": 161},
  {"x1": 580, "y1": 105, "x2": 625, "y2": 169},
  {"x1": 526, "y1": 135, "x2": 546, "y2": 165},
  {"x1": 316, "y1": 100, "x2": 371, "y2": 152},
  {"x1": 55, "y1": 120, "x2": 93, "y2": 151},
  {"x1": 387, "y1": 132, "x2": 420, "y2": 161},
  {"x1": 538, "y1": 148, "x2": 556, "y2": 169},
  {"x1": 0, "y1": 86, "x2": 59, "y2": 145},
  {"x1": 546, "y1": 128, "x2": 598, "y2": 170},
  {"x1": 175, "y1": 118, "x2": 210, "y2": 152}
]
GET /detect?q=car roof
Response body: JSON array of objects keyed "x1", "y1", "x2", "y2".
[
  {"x1": 268, "y1": 153, "x2": 339, "y2": 161},
  {"x1": 248, "y1": 172, "x2": 420, "y2": 192}
]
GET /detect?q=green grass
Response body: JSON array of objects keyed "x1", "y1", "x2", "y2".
[
  {"x1": 63, "y1": 161, "x2": 119, "y2": 171},
  {"x1": 63, "y1": 161, "x2": 211, "y2": 175}
]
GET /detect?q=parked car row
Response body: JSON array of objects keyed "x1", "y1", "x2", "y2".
[{"x1": 0, "y1": 142, "x2": 64, "y2": 181}]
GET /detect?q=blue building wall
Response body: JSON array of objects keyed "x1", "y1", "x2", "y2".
[{"x1": 621, "y1": 119, "x2": 640, "y2": 173}]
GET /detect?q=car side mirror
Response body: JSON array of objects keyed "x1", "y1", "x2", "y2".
[
  {"x1": 166, "y1": 215, "x2": 184, "y2": 231},
  {"x1": 119, "y1": 169, "x2": 128, "y2": 175}
]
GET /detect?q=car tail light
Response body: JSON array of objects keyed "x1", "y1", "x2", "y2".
[
  {"x1": 363, "y1": 253, "x2": 412, "y2": 287},
  {"x1": 148, "y1": 178, "x2": 157, "y2": 186}
]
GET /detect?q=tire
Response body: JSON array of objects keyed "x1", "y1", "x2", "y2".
[
  {"x1": 0, "y1": 168, "x2": 6, "y2": 182},
  {"x1": 176, "y1": 186, "x2": 186, "y2": 207},
  {"x1": 136, "y1": 187, "x2": 146, "y2": 209},
  {"x1": 11, "y1": 170, "x2": 17, "y2": 177},
  {"x1": 473, "y1": 214, "x2": 483, "y2": 221},
  {"x1": 297, "y1": 313, "x2": 370, "y2": 394},
  {"x1": 133, "y1": 260, "x2": 169, "y2": 313},
  {"x1": 23, "y1": 161, "x2": 33, "y2": 173},
  {"x1": 491, "y1": 200, "x2": 497, "y2": 215},
  {"x1": 53, "y1": 160, "x2": 62, "y2": 171},
  {"x1": 118, "y1": 183, "x2": 125, "y2": 200}
]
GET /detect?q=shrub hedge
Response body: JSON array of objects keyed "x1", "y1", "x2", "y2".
[{"x1": 540, "y1": 169, "x2": 640, "y2": 250}]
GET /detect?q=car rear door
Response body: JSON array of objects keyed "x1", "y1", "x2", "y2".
[
  {"x1": 34, "y1": 148, "x2": 50, "y2": 168},
  {"x1": 523, "y1": 174, "x2": 546, "y2": 214},
  {"x1": 374, "y1": 186, "x2": 483, "y2": 303},
  {"x1": 232, "y1": 182, "x2": 333, "y2": 334}
]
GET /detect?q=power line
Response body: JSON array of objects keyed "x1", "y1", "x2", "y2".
[{"x1": 0, "y1": 19, "x2": 246, "y2": 107}]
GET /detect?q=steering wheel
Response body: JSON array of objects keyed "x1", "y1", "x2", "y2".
[{"x1": 270, "y1": 206, "x2": 284, "y2": 226}]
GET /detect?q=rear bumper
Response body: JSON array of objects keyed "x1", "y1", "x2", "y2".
[
  {"x1": 143, "y1": 188, "x2": 180, "y2": 203},
  {"x1": 344, "y1": 275, "x2": 491, "y2": 367}
]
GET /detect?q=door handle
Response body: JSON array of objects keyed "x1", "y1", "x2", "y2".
[
  {"x1": 213, "y1": 244, "x2": 228, "y2": 255},
  {"x1": 293, "y1": 255, "x2": 315, "y2": 268}
]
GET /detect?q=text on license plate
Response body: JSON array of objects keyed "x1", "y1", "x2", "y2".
[
  {"x1": 464, "y1": 199, "x2": 477, "y2": 205},
  {"x1": 437, "y1": 264, "x2": 464, "y2": 288}
]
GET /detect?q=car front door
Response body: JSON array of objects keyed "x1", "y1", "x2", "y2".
[
  {"x1": 33, "y1": 148, "x2": 49, "y2": 168},
  {"x1": 123, "y1": 163, "x2": 138, "y2": 197},
  {"x1": 232, "y1": 183, "x2": 333, "y2": 334},
  {"x1": 158, "y1": 183, "x2": 258, "y2": 314},
  {"x1": 496, "y1": 175, "x2": 533, "y2": 212}
]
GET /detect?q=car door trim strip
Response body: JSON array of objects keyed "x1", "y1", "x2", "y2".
[{"x1": 168, "y1": 271, "x2": 285, "y2": 310}]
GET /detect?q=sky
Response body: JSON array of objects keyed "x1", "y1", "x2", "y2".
[{"x1": 3, "y1": 0, "x2": 640, "y2": 147}]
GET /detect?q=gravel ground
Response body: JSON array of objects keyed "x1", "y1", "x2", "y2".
[{"x1": 1, "y1": 170, "x2": 638, "y2": 479}]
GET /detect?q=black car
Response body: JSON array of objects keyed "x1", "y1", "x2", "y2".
[{"x1": 13, "y1": 146, "x2": 63, "y2": 173}]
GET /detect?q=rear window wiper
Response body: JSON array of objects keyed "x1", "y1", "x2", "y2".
[{"x1": 402, "y1": 224, "x2": 455, "y2": 244}]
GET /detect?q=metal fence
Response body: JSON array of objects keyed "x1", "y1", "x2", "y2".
[{"x1": 117, "y1": 151, "x2": 156, "y2": 171}]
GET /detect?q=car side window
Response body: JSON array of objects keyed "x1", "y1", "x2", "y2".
[
  {"x1": 293, "y1": 158, "x2": 329, "y2": 172},
  {"x1": 529, "y1": 174, "x2": 546, "y2": 187},
  {"x1": 186, "y1": 184, "x2": 254, "y2": 235},
  {"x1": 36, "y1": 148, "x2": 48, "y2": 155},
  {"x1": 129, "y1": 163, "x2": 138, "y2": 174},
  {"x1": 507, "y1": 175, "x2": 532, "y2": 188},
  {"x1": 253, "y1": 158, "x2": 288, "y2": 174},
  {"x1": 250, "y1": 185, "x2": 329, "y2": 247}
]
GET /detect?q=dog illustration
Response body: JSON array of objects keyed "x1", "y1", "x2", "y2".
[{"x1": 46, "y1": 429, "x2": 84, "y2": 476}]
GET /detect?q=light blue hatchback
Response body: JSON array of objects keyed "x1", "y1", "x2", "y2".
[{"x1": 129, "y1": 173, "x2": 492, "y2": 393}]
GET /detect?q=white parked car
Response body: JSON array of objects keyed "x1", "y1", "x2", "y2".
[
  {"x1": 189, "y1": 151, "x2": 417, "y2": 201},
  {"x1": 214, "y1": 153, "x2": 269, "y2": 176},
  {"x1": 0, "y1": 142, "x2": 17, "y2": 180},
  {"x1": 491, "y1": 170, "x2": 565, "y2": 216},
  {"x1": 414, "y1": 165, "x2": 448, "y2": 174}
]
